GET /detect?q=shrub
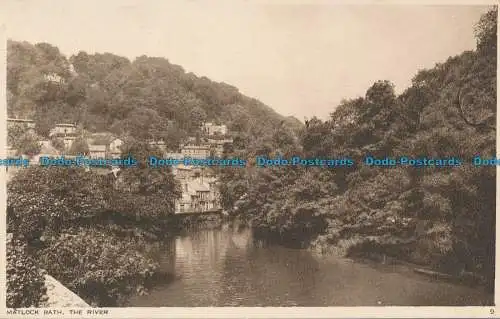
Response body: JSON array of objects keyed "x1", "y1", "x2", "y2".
[
  {"x1": 7, "y1": 166, "x2": 111, "y2": 240},
  {"x1": 7, "y1": 236, "x2": 48, "y2": 308},
  {"x1": 37, "y1": 228, "x2": 162, "y2": 306}
]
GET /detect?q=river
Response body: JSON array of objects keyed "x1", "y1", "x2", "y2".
[{"x1": 126, "y1": 223, "x2": 493, "y2": 307}]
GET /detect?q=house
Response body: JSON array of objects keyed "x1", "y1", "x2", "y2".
[
  {"x1": 175, "y1": 179, "x2": 214, "y2": 213},
  {"x1": 172, "y1": 163, "x2": 193, "y2": 180},
  {"x1": 148, "y1": 140, "x2": 167, "y2": 152},
  {"x1": 108, "y1": 138, "x2": 123, "y2": 158},
  {"x1": 6, "y1": 146, "x2": 16, "y2": 157},
  {"x1": 173, "y1": 165, "x2": 221, "y2": 213},
  {"x1": 180, "y1": 144, "x2": 211, "y2": 159},
  {"x1": 44, "y1": 73, "x2": 64, "y2": 84},
  {"x1": 164, "y1": 152, "x2": 183, "y2": 160},
  {"x1": 89, "y1": 145, "x2": 106, "y2": 158},
  {"x1": 50, "y1": 123, "x2": 77, "y2": 137},
  {"x1": 205, "y1": 138, "x2": 233, "y2": 157},
  {"x1": 68, "y1": 64, "x2": 78, "y2": 76},
  {"x1": 207, "y1": 137, "x2": 233, "y2": 145},
  {"x1": 86, "y1": 133, "x2": 123, "y2": 158},
  {"x1": 7, "y1": 118, "x2": 36, "y2": 135},
  {"x1": 62, "y1": 136, "x2": 77, "y2": 151},
  {"x1": 203, "y1": 122, "x2": 227, "y2": 136}
]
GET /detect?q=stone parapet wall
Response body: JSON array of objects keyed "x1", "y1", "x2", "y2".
[{"x1": 42, "y1": 274, "x2": 90, "y2": 308}]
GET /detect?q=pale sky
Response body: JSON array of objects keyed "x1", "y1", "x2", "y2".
[{"x1": 0, "y1": 1, "x2": 492, "y2": 120}]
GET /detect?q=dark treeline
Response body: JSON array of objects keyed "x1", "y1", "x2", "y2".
[{"x1": 220, "y1": 8, "x2": 497, "y2": 288}]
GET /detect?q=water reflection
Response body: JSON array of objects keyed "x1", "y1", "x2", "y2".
[{"x1": 127, "y1": 223, "x2": 493, "y2": 307}]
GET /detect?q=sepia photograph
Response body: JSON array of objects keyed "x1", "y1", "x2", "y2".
[{"x1": 1, "y1": 0, "x2": 497, "y2": 316}]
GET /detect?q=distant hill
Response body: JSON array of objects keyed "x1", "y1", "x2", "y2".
[{"x1": 7, "y1": 40, "x2": 291, "y2": 150}]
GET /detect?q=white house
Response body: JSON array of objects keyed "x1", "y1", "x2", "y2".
[
  {"x1": 108, "y1": 138, "x2": 123, "y2": 158},
  {"x1": 203, "y1": 122, "x2": 227, "y2": 136},
  {"x1": 7, "y1": 118, "x2": 36, "y2": 136},
  {"x1": 86, "y1": 133, "x2": 123, "y2": 158},
  {"x1": 44, "y1": 73, "x2": 64, "y2": 84},
  {"x1": 89, "y1": 145, "x2": 106, "y2": 158},
  {"x1": 148, "y1": 140, "x2": 167, "y2": 152},
  {"x1": 180, "y1": 144, "x2": 211, "y2": 159},
  {"x1": 50, "y1": 123, "x2": 77, "y2": 137}
]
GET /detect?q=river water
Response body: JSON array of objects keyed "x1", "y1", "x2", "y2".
[{"x1": 126, "y1": 223, "x2": 493, "y2": 307}]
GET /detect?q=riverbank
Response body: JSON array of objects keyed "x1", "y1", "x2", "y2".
[
  {"x1": 311, "y1": 243, "x2": 493, "y2": 293},
  {"x1": 254, "y1": 228, "x2": 494, "y2": 293}
]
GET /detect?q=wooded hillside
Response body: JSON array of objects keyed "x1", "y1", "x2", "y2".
[
  {"x1": 222, "y1": 8, "x2": 497, "y2": 289},
  {"x1": 7, "y1": 40, "x2": 300, "y2": 149}
]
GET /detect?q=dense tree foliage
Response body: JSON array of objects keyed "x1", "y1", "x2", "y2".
[
  {"x1": 7, "y1": 142, "x2": 181, "y2": 305},
  {"x1": 7, "y1": 236, "x2": 48, "y2": 308},
  {"x1": 8, "y1": 127, "x2": 42, "y2": 156},
  {"x1": 37, "y1": 228, "x2": 161, "y2": 306},
  {"x1": 7, "y1": 40, "x2": 294, "y2": 148},
  {"x1": 224, "y1": 8, "x2": 497, "y2": 287}
]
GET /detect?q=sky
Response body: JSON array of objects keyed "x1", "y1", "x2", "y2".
[{"x1": 0, "y1": 1, "x2": 492, "y2": 120}]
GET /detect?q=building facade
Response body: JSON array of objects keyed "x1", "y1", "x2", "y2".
[
  {"x1": 203, "y1": 122, "x2": 227, "y2": 136},
  {"x1": 50, "y1": 123, "x2": 77, "y2": 137},
  {"x1": 174, "y1": 166, "x2": 221, "y2": 214},
  {"x1": 89, "y1": 145, "x2": 106, "y2": 158},
  {"x1": 180, "y1": 144, "x2": 211, "y2": 159},
  {"x1": 7, "y1": 118, "x2": 36, "y2": 135}
]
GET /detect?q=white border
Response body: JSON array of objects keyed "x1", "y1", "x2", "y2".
[
  {"x1": 0, "y1": 1, "x2": 498, "y2": 318},
  {"x1": 1, "y1": 21, "x2": 7, "y2": 315},
  {"x1": 1, "y1": 307, "x2": 498, "y2": 318}
]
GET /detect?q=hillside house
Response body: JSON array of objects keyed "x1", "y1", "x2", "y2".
[
  {"x1": 164, "y1": 152, "x2": 183, "y2": 160},
  {"x1": 205, "y1": 137, "x2": 233, "y2": 156},
  {"x1": 89, "y1": 145, "x2": 106, "y2": 158},
  {"x1": 7, "y1": 118, "x2": 36, "y2": 135},
  {"x1": 180, "y1": 144, "x2": 211, "y2": 159},
  {"x1": 50, "y1": 123, "x2": 77, "y2": 137},
  {"x1": 6, "y1": 146, "x2": 16, "y2": 157},
  {"x1": 86, "y1": 133, "x2": 123, "y2": 158},
  {"x1": 173, "y1": 165, "x2": 221, "y2": 213},
  {"x1": 108, "y1": 138, "x2": 123, "y2": 158},
  {"x1": 172, "y1": 164, "x2": 194, "y2": 180},
  {"x1": 43, "y1": 73, "x2": 65, "y2": 84},
  {"x1": 203, "y1": 122, "x2": 227, "y2": 136},
  {"x1": 62, "y1": 136, "x2": 77, "y2": 151},
  {"x1": 148, "y1": 140, "x2": 167, "y2": 152},
  {"x1": 175, "y1": 179, "x2": 216, "y2": 213}
]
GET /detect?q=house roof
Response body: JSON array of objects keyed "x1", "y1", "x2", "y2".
[
  {"x1": 165, "y1": 153, "x2": 183, "y2": 159},
  {"x1": 176, "y1": 164, "x2": 191, "y2": 170},
  {"x1": 195, "y1": 183, "x2": 210, "y2": 192},
  {"x1": 39, "y1": 142, "x2": 60, "y2": 156},
  {"x1": 149, "y1": 140, "x2": 166, "y2": 145},
  {"x1": 89, "y1": 144, "x2": 106, "y2": 152},
  {"x1": 188, "y1": 180, "x2": 210, "y2": 192},
  {"x1": 8, "y1": 118, "x2": 34, "y2": 123},
  {"x1": 182, "y1": 144, "x2": 211, "y2": 150}
]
